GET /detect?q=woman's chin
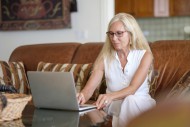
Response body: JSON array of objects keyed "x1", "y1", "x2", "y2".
[
  {"x1": 112, "y1": 43, "x2": 122, "y2": 50},
  {"x1": 113, "y1": 46, "x2": 121, "y2": 51}
]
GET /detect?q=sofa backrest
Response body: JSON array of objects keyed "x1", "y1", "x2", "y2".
[
  {"x1": 9, "y1": 42, "x2": 104, "y2": 71},
  {"x1": 72, "y1": 42, "x2": 103, "y2": 64}
]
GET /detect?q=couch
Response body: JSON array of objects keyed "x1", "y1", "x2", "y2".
[{"x1": 8, "y1": 40, "x2": 190, "y2": 126}]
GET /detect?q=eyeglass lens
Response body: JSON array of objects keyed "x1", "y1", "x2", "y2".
[{"x1": 106, "y1": 31, "x2": 126, "y2": 37}]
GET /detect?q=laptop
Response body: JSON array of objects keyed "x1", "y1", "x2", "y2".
[{"x1": 27, "y1": 71, "x2": 97, "y2": 111}]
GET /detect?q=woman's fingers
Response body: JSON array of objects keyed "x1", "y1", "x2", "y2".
[
  {"x1": 77, "y1": 92, "x2": 85, "y2": 104},
  {"x1": 96, "y1": 94, "x2": 103, "y2": 109},
  {"x1": 96, "y1": 94, "x2": 110, "y2": 109}
]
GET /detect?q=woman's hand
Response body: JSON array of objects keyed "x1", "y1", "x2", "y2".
[
  {"x1": 95, "y1": 93, "x2": 113, "y2": 109},
  {"x1": 76, "y1": 92, "x2": 86, "y2": 104}
]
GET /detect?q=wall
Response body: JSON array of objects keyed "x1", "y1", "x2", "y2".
[
  {"x1": 138, "y1": 16, "x2": 190, "y2": 42},
  {"x1": 0, "y1": 0, "x2": 114, "y2": 61}
]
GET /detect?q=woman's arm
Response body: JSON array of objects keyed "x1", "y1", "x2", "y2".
[
  {"x1": 77, "y1": 59, "x2": 104, "y2": 104},
  {"x1": 95, "y1": 51, "x2": 153, "y2": 109}
]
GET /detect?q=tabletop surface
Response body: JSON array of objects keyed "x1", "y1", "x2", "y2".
[{"x1": 3, "y1": 104, "x2": 110, "y2": 127}]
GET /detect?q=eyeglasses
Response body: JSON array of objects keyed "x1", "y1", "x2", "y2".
[{"x1": 106, "y1": 31, "x2": 127, "y2": 38}]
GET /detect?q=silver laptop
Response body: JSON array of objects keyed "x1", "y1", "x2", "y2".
[{"x1": 27, "y1": 71, "x2": 97, "y2": 111}]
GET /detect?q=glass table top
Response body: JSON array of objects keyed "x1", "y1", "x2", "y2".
[{"x1": 2, "y1": 104, "x2": 111, "y2": 127}]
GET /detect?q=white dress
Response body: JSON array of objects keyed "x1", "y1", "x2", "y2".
[{"x1": 104, "y1": 50, "x2": 156, "y2": 127}]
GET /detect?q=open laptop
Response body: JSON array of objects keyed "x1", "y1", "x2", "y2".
[{"x1": 27, "y1": 71, "x2": 97, "y2": 111}]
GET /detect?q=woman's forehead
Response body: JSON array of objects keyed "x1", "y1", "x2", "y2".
[{"x1": 109, "y1": 21, "x2": 125, "y2": 31}]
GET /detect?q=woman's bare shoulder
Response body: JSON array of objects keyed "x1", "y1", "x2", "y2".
[{"x1": 140, "y1": 50, "x2": 153, "y2": 66}]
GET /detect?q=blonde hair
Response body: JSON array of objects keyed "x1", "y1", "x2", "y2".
[
  {"x1": 94, "y1": 13, "x2": 154, "y2": 87},
  {"x1": 94, "y1": 13, "x2": 153, "y2": 77}
]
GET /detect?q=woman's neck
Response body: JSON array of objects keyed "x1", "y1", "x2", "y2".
[
  {"x1": 117, "y1": 48, "x2": 129, "y2": 59},
  {"x1": 117, "y1": 49, "x2": 130, "y2": 71}
]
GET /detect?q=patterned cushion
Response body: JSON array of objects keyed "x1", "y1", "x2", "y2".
[
  {"x1": 167, "y1": 70, "x2": 190, "y2": 99},
  {"x1": 149, "y1": 70, "x2": 159, "y2": 98},
  {"x1": 0, "y1": 61, "x2": 12, "y2": 85},
  {"x1": 0, "y1": 61, "x2": 30, "y2": 94},
  {"x1": 37, "y1": 62, "x2": 100, "y2": 100}
]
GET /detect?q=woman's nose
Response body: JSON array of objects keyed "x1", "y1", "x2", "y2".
[{"x1": 112, "y1": 34, "x2": 118, "y2": 41}]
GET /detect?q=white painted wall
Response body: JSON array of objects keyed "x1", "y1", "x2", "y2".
[{"x1": 0, "y1": 0, "x2": 114, "y2": 61}]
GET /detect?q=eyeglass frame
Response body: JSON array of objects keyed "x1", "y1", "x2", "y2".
[{"x1": 106, "y1": 31, "x2": 127, "y2": 38}]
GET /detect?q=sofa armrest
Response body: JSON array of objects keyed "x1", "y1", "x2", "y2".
[{"x1": 166, "y1": 70, "x2": 190, "y2": 99}]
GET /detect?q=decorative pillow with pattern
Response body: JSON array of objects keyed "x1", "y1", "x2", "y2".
[
  {"x1": 166, "y1": 70, "x2": 190, "y2": 99},
  {"x1": 0, "y1": 60, "x2": 30, "y2": 94},
  {"x1": 0, "y1": 61, "x2": 12, "y2": 85},
  {"x1": 149, "y1": 70, "x2": 159, "y2": 98},
  {"x1": 37, "y1": 62, "x2": 100, "y2": 100}
]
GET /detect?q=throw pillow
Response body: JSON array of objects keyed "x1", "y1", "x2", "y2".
[
  {"x1": 0, "y1": 61, "x2": 12, "y2": 85},
  {"x1": 166, "y1": 70, "x2": 190, "y2": 99},
  {"x1": 37, "y1": 62, "x2": 100, "y2": 100},
  {"x1": 149, "y1": 70, "x2": 159, "y2": 98},
  {"x1": 0, "y1": 61, "x2": 30, "y2": 94}
]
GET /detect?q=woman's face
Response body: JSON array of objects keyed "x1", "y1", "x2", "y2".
[{"x1": 107, "y1": 21, "x2": 130, "y2": 51}]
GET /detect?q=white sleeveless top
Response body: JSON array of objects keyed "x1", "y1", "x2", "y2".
[{"x1": 104, "y1": 50, "x2": 149, "y2": 95}]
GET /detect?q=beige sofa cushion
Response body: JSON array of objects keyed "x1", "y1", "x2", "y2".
[{"x1": 0, "y1": 61, "x2": 29, "y2": 93}]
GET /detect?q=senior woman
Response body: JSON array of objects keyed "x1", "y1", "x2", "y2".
[{"x1": 77, "y1": 13, "x2": 156, "y2": 127}]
